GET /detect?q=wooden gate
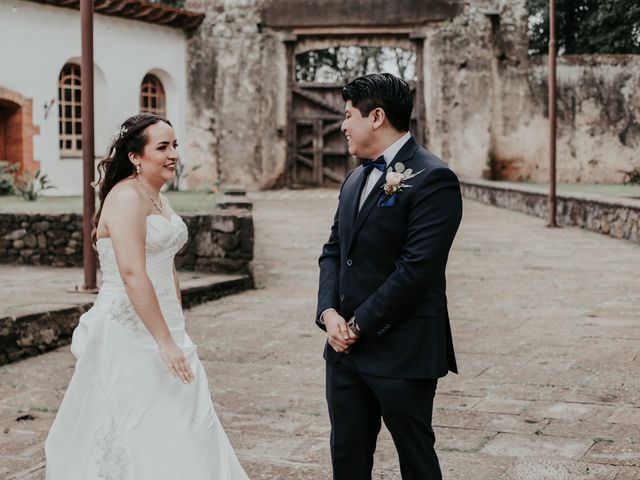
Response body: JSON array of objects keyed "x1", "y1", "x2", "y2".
[
  {"x1": 285, "y1": 39, "x2": 426, "y2": 188},
  {"x1": 290, "y1": 83, "x2": 354, "y2": 186}
]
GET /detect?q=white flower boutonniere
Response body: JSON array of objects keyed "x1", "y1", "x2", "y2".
[{"x1": 382, "y1": 162, "x2": 425, "y2": 195}]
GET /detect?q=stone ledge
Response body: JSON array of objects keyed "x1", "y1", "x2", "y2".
[
  {"x1": 0, "y1": 204, "x2": 254, "y2": 274},
  {"x1": 0, "y1": 274, "x2": 252, "y2": 366},
  {"x1": 460, "y1": 179, "x2": 640, "y2": 244}
]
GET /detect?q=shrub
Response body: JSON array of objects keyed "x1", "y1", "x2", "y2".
[
  {"x1": 0, "y1": 161, "x2": 17, "y2": 196},
  {"x1": 15, "y1": 169, "x2": 56, "y2": 201}
]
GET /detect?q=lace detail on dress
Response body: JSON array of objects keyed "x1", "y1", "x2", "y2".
[
  {"x1": 168, "y1": 221, "x2": 189, "y2": 251},
  {"x1": 95, "y1": 418, "x2": 130, "y2": 480},
  {"x1": 107, "y1": 296, "x2": 143, "y2": 332}
]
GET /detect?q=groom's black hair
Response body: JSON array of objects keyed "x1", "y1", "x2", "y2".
[{"x1": 342, "y1": 73, "x2": 413, "y2": 132}]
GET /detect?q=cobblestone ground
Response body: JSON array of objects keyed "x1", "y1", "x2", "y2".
[{"x1": 1, "y1": 190, "x2": 639, "y2": 479}]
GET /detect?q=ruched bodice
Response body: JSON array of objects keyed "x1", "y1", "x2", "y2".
[
  {"x1": 90, "y1": 214, "x2": 189, "y2": 337},
  {"x1": 97, "y1": 213, "x2": 188, "y2": 293}
]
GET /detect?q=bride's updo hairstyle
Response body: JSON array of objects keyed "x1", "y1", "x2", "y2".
[{"x1": 92, "y1": 113, "x2": 172, "y2": 245}]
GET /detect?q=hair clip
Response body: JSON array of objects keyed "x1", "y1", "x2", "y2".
[{"x1": 114, "y1": 125, "x2": 128, "y2": 139}]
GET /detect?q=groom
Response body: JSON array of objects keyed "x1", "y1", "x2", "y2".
[{"x1": 316, "y1": 73, "x2": 462, "y2": 479}]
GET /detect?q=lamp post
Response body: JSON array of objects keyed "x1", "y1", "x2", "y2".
[
  {"x1": 80, "y1": 0, "x2": 97, "y2": 290},
  {"x1": 548, "y1": 0, "x2": 558, "y2": 228}
]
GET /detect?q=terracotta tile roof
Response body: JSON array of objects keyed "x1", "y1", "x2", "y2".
[{"x1": 27, "y1": 0, "x2": 205, "y2": 30}]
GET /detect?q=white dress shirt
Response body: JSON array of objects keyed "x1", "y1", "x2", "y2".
[
  {"x1": 358, "y1": 131, "x2": 412, "y2": 211},
  {"x1": 320, "y1": 131, "x2": 412, "y2": 325}
]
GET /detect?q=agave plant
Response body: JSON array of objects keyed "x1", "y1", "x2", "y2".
[
  {"x1": 16, "y1": 169, "x2": 56, "y2": 201},
  {"x1": 621, "y1": 168, "x2": 640, "y2": 185},
  {"x1": 167, "y1": 163, "x2": 201, "y2": 192}
]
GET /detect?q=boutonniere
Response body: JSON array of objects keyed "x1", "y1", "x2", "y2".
[{"x1": 381, "y1": 162, "x2": 425, "y2": 195}]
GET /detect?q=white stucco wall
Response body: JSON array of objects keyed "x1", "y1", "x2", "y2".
[{"x1": 0, "y1": 0, "x2": 188, "y2": 195}]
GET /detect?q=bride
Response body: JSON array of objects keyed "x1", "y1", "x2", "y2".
[{"x1": 45, "y1": 113, "x2": 249, "y2": 479}]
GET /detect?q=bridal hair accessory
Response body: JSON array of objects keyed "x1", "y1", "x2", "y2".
[{"x1": 114, "y1": 125, "x2": 128, "y2": 139}]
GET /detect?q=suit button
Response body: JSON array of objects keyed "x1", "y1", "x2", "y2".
[
  {"x1": 340, "y1": 294, "x2": 345, "y2": 301},
  {"x1": 346, "y1": 259, "x2": 353, "y2": 266}
]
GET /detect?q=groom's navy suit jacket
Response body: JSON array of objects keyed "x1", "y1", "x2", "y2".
[{"x1": 316, "y1": 137, "x2": 462, "y2": 379}]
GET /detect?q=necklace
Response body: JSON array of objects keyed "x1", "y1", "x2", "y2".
[{"x1": 136, "y1": 177, "x2": 163, "y2": 212}]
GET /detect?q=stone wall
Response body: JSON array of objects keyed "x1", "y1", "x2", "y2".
[
  {"x1": 461, "y1": 179, "x2": 640, "y2": 244},
  {"x1": 181, "y1": 0, "x2": 640, "y2": 188},
  {"x1": 422, "y1": 0, "x2": 640, "y2": 184},
  {"x1": 177, "y1": 208, "x2": 254, "y2": 273},
  {"x1": 0, "y1": 274, "x2": 253, "y2": 366},
  {"x1": 184, "y1": 0, "x2": 287, "y2": 191},
  {"x1": 493, "y1": 54, "x2": 640, "y2": 184},
  {"x1": 0, "y1": 213, "x2": 83, "y2": 267},
  {"x1": 0, "y1": 208, "x2": 254, "y2": 273}
]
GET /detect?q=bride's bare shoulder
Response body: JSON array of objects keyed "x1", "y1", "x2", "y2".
[{"x1": 102, "y1": 179, "x2": 146, "y2": 217}]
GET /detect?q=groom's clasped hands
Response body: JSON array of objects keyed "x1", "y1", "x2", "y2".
[{"x1": 323, "y1": 309, "x2": 359, "y2": 353}]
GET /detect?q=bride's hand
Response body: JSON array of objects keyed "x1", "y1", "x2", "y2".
[{"x1": 158, "y1": 338, "x2": 194, "y2": 384}]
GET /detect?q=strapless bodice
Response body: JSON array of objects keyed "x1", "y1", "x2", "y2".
[{"x1": 96, "y1": 214, "x2": 188, "y2": 296}]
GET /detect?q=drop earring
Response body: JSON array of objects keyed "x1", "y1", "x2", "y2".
[{"x1": 135, "y1": 164, "x2": 141, "y2": 175}]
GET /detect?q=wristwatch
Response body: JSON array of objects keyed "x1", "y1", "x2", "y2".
[{"x1": 347, "y1": 317, "x2": 362, "y2": 337}]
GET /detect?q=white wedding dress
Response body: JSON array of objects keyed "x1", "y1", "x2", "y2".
[{"x1": 45, "y1": 214, "x2": 249, "y2": 480}]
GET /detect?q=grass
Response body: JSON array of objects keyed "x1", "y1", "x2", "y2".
[{"x1": 0, "y1": 191, "x2": 224, "y2": 214}]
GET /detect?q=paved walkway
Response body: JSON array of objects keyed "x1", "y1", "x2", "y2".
[
  {"x1": 0, "y1": 265, "x2": 243, "y2": 319},
  {"x1": 1, "y1": 189, "x2": 639, "y2": 479}
]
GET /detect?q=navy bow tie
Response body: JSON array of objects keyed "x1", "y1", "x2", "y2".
[{"x1": 362, "y1": 156, "x2": 386, "y2": 174}]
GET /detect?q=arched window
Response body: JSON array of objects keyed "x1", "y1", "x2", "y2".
[
  {"x1": 58, "y1": 63, "x2": 82, "y2": 155},
  {"x1": 140, "y1": 74, "x2": 166, "y2": 117}
]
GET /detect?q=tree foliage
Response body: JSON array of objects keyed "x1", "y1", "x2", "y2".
[
  {"x1": 296, "y1": 46, "x2": 416, "y2": 84},
  {"x1": 528, "y1": 0, "x2": 640, "y2": 54},
  {"x1": 150, "y1": 0, "x2": 185, "y2": 9}
]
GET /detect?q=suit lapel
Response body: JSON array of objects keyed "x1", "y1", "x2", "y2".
[
  {"x1": 348, "y1": 137, "x2": 419, "y2": 252},
  {"x1": 341, "y1": 166, "x2": 366, "y2": 245}
]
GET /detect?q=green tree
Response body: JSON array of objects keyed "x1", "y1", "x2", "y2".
[
  {"x1": 150, "y1": 0, "x2": 185, "y2": 8},
  {"x1": 529, "y1": 0, "x2": 640, "y2": 54},
  {"x1": 296, "y1": 47, "x2": 416, "y2": 84}
]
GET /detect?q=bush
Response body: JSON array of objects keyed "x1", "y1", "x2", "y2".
[
  {"x1": 621, "y1": 168, "x2": 640, "y2": 185},
  {"x1": 15, "y1": 169, "x2": 56, "y2": 201},
  {"x1": 0, "y1": 161, "x2": 17, "y2": 196}
]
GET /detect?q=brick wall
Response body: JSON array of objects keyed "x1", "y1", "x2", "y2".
[{"x1": 0, "y1": 87, "x2": 40, "y2": 176}]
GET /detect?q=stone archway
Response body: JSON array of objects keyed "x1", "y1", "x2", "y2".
[
  {"x1": 287, "y1": 37, "x2": 425, "y2": 187},
  {"x1": 261, "y1": 0, "x2": 461, "y2": 187},
  {"x1": 0, "y1": 87, "x2": 39, "y2": 175}
]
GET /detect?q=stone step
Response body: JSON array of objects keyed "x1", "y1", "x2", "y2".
[{"x1": 0, "y1": 272, "x2": 253, "y2": 366}]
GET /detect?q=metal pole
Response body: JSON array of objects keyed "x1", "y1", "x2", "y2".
[
  {"x1": 81, "y1": 0, "x2": 97, "y2": 290},
  {"x1": 548, "y1": 0, "x2": 558, "y2": 227}
]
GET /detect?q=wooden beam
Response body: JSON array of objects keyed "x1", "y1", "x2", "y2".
[
  {"x1": 292, "y1": 88, "x2": 343, "y2": 116},
  {"x1": 314, "y1": 119, "x2": 324, "y2": 185},
  {"x1": 295, "y1": 154, "x2": 314, "y2": 168},
  {"x1": 322, "y1": 167, "x2": 344, "y2": 183}
]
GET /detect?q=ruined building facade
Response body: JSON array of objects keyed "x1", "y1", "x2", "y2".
[{"x1": 183, "y1": 0, "x2": 639, "y2": 189}]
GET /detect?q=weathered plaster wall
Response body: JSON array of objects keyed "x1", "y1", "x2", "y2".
[
  {"x1": 420, "y1": 0, "x2": 533, "y2": 180},
  {"x1": 184, "y1": 0, "x2": 639, "y2": 188},
  {"x1": 422, "y1": 2, "x2": 494, "y2": 178},
  {"x1": 494, "y1": 55, "x2": 640, "y2": 183},
  {"x1": 185, "y1": 0, "x2": 287, "y2": 190}
]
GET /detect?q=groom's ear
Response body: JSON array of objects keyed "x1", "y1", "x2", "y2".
[{"x1": 370, "y1": 107, "x2": 386, "y2": 130}]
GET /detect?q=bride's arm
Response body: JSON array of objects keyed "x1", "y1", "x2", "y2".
[{"x1": 104, "y1": 187, "x2": 193, "y2": 384}]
